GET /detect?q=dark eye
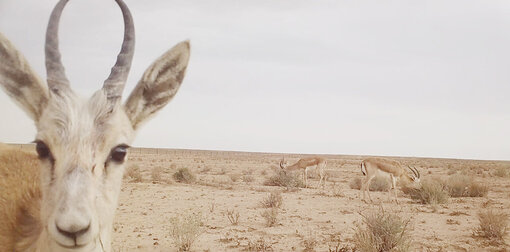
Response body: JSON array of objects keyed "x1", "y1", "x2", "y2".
[
  {"x1": 109, "y1": 144, "x2": 129, "y2": 163},
  {"x1": 35, "y1": 141, "x2": 52, "y2": 160}
]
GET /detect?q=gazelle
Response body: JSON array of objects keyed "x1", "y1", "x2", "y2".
[
  {"x1": 0, "y1": 0, "x2": 190, "y2": 251},
  {"x1": 279, "y1": 157, "x2": 327, "y2": 188},
  {"x1": 360, "y1": 157, "x2": 420, "y2": 204}
]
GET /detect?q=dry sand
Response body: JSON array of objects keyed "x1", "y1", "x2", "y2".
[{"x1": 111, "y1": 148, "x2": 510, "y2": 251}]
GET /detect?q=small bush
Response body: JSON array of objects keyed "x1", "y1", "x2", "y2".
[
  {"x1": 402, "y1": 179, "x2": 449, "y2": 205},
  {"x1": 263, "y1": 170, "x2": 305, "y2": 188},
  {"x1": 353, "y1": 209, "x2": 412, "y2": 252},
  {"x1": 173, "y1": 168, "x2": 195, "y2": 183},
  {"x1": 261, "y1": 208, "x2": 279, "y2": 227},
  {"x1": 246, "y1": 237, "x2": 273, "y2": 251},
  {"x1": 445, "y1": 174, "x2": 488, "y2": 197},
  {"x1": 169, "y1": 212, "x2": 203, "y2": 251},
  {"x1": 151, "y1": 166, "x2": 164, "y2": 183},
  {"x1": 226, "y1": 209, "x2": 240, "y2": 226},
  {"x1": 493, "y1": 167, "x2": 509, "y2": 178},
  {"x1": 260, "y1": 191, "x2": 283, "y2": 208},
  {"x1": 474, "y1": 210, "x2": 508, "y2": 243},
  {"x1": 124, "y1": 164, "x2": 143, "y2": 183},
  {"x1": 349, "y1": 176, "x2": 391, "y2": 192}
]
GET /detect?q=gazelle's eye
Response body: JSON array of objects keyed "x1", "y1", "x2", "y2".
[
  {"x1": 109, "y1": 144, "x2": 129, "y2": 163},
  {"x1": 35, "y1": 141, "x2": 53, "y2": 160}
]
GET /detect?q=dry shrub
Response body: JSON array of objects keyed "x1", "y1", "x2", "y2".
[
  {"x1": 242, "y1": 175, "x2": 254, "y2": 183},
  {"x1": 246, "y1": 237, "x2": 273, "y2": 251},
  {"x1": 263, "y1": 170, "x2": 305, "y2": 188},
  {"x1": 444, "y1": 174, "x2": 488, "y2": 197},
  {"x1": 261, "y1": 208, "x2": 279, "y2": 227},
  {"x1": 349, "y1": 176, "x2": 391, "y2": 192},
  {"x1": 353, "y1": 209, "x2": 412, "y2": 252},
  {"x1": 402, "y1": 179, "x2": 449, "y2": 205},
  {"x1": 260, "y1": 191, "x2": 283, "y2": 208},
  {"x1": 494, "y1": 167, "x2": 510, "y2": 178},
  {"x1": 173, "y1": 168, "x2": 195, "y2": 183},
  {"x1": 151, "y1": 166, "x2": 164, "y2": 183},
  {"x1": 226, "y1": 209, "x2": 240, "y2": 225},
  {"x1": 474, "y1": 210, "x2": 508, "y2": 244},
  {"x1": 303, "y1": 236, "x2": 318, "y2": 252},
  {"x1": 169, "y1": 212, "x2": 203, "y2": 251},
  {"x1": 124, "y1": 164, "x2": 143, "y2": 182}
]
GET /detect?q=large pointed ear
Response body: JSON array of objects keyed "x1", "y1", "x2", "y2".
[
  {"x1": 0, "y1": 32, "x2": 48, "y2": 121},
  {"x1": 124, "y1": 41, "x2": 190, "y2": 130}
]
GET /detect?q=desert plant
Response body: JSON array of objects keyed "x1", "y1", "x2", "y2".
[
  {"x1": 494, "y1": 167, "x2": 510, "y2": 177},
  {"x1": 263, "y1": 170, "x2": 305, "y2": 188},
  {"x1": 151, "y1": 166, "x2": 164, "y2": 183},
  {"x1": 260, "y1": 191, "x2": 283, "y2": 208},
  {"x1": 226, "y1": 209, "x2": 240, "y2": 225},
  {"x1": 444, "y1": 174, "x2": 488, "y2": 197},
  {"x1": 261, "y1": 208, "x2": 279, "y2": 227},
  {"x1": 353, "y1": 209, "x2": 412, "y2": 252},
  {"x1": 169, "y1": 212, "x2": 203, "y2": 251},
  {"x1": 474, "y1": 210, "x2": 508, "y2": 244},
  {"x1": 173, "y1": 168, "x2": 195, "y2": 183},
  {"x1": 246, "y1": 237, "x2": 273, "y2": 251},
  {"x1": 349, "y1": 176, "x2": 391, "y2": 192},
  {"x1": 124, "y1": 164, "x2": 143, "y2": 183},
  {"x1": 303, "y1": 236, "x2": 318, "y2": 252},
  {"x1": 242, "y1": 175, "x2": 254, "y2": 183},
  {"x1": 401, "y1": 179, "x2": 449, "y2": 205}
]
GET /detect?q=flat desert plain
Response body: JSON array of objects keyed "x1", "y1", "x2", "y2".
[{"x1": 111, "y1": 148, "x2": 510, "y2": 251}]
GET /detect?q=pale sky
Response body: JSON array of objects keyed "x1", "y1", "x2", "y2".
[{"x1": 0, "y1": 0, "x2": 509, "y2": 160}]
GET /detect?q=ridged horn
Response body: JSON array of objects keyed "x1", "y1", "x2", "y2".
[{"x1": 45, "y1": 0, "x2": 70, "y2": 93}]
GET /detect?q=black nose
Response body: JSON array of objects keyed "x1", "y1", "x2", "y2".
[{"x1": 56, "y1": 223, "x2": 90, "y2": 240}]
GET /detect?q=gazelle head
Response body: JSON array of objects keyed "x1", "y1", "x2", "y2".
[
  {"x1": 405, "y1": 166, "x2": 421, "y2": 183},
  {"x1": 0, "y1": 0, "x2": 190, "y2": 251}
]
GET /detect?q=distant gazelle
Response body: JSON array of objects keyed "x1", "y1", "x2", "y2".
[
  {"x1": 0, "y1": 0, "x2": 190, "y2": 251},
  {"x1": 280, "y1": 157, "x2": 327, "y2": 188},
  {"x1": 360, "y1": 158, "x2": 420, "y2": 204}
]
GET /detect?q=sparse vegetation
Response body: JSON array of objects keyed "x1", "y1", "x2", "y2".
[
  {"x1": 474, "y1": 210, "x2": 508, "y2": 244},
  {"x1": 349, "y1": 176, "x2": 391, "y2": 192},
  {"x1": 245, "y1": 237, "x2": 273, "y2": 251},
  {"x1": 303, "y1": 236, "x2": 318, "y2": 251},
  {"x1": 444, "y1": 174, "x2": 488, "y2": 197},
  {"x1": 150, "y1": 166, "x2": 164, "y2": 183},
  {"x1": 226, "y1": 209, "x2": 240, "y2": 225},
  {"x1": 353, "y1": 209, "x2": 412, "y2": 252},
  {"x1": 173, "y1": 168, "x2": 195, "y2": 183},
  {"x1": 169, "y1": 212, "x2": 203, "y2": 251},
  {"x1": 260, "y1": 191, "x2": 283, "y2": 208},
  {"x1": 494, "y1": 167, "x2": 509, "y2": 178},
  {"x1": 124, "y1": 164, "x2": 143, "y2": 183},
  {"x1": 263, "y1": 170, "x2": 305, "y2": 188},
  {"x1": 402, "y1": 179, "x2": 449, "y2": 205},
  {"x1": 242, "y1": 175, "x2": 254, "y2": 183},
  {"x1": 261, "y1": 207, "x2": 279, "y2": 227}
]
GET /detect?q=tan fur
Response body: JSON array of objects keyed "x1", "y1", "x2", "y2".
[
  {"x1": 360, "y1": 157, "x2": 420, "y2": 204},
  {"x1": 0, "y1": 145, "x2": 41, "y2": 251},
  {"x1": 280, "y1": 157, "x2": 327, "y2": 188}
]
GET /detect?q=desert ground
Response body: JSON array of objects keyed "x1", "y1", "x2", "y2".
[{"x1": 102, "y1": 147, "x2": 510, "y2": 251}]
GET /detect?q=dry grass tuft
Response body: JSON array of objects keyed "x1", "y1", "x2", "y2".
[
  {"x1": 474, "y1": 210, "x2": 508, "y2": 244},
  {"x1": 493, "y1": 167, "x2": 510, "y2": 178},
  {"x1": 173, "y1": 168, "x2": 195, "y2": 184},
  {"x1": 263, "y1": 170, "x2": 305, "y2": 188},
  {"x1": 124, "y1": 164, "x2": 143, "y2": 183},
  {"x1": 303, "y1": 235, "x2": 318, "y2": 252},
  {"x1": 444, "y1": 174, "x2": 488, "y2": 197},
  {"x1": 402, "y1": 179, "x2": 449, "y2": 205},
  {"x1": 349, "y1": 176, "x2": 391, "y2": 192},
  {"x1": 150, "y1": 166, "x2": 164, "y2": 184},
  {"x1": 260, "y1": 191, "x2": 283, "y2": 209},
  {"x1": 169, "y1": 212, "x2": 203, "y2": 251},
  {"x1": 353, "y1": 209, "x2": 412, "y2": 252},
  {"x1": 245, "y1": 237, "x2": 273, "y2": 251},
  {"x1": 226, "y1": 209, "x2": 240, "y2": 226},
  {"x1": 261, "y1": 207, "x2": 279, "y2": 227}
]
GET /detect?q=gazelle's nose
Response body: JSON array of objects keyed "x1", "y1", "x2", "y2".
[{"x1": 56, "y1": 222, "x2": 91, "y2": 240}]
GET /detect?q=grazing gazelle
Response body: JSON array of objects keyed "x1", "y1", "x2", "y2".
[
  {"x1": 0, "y1": 0, "x2": 190, "y2": 251},
  {"x1": 360, "y1": 157, "x2": 420, "y2": 204},
  {"x1": 279, "y1": 157, "x2": 327, "y2": 188}
]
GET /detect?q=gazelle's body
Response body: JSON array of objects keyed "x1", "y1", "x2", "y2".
[
  {"x1": 360, "y1": 157, "x2": 420, "y2": 204},
  {"x1": 0, "y1": 0, "x2": 190, "y2": 251},
  {"x1": 280, "y1": 157, "x2": 327, "y2": 188}
]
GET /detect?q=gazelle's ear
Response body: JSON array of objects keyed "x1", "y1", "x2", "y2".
[
  {"x1": 0, "y1": 32, "x2": 48, "y2": 121},
  {"x1": 124, "y1": 41, "x2": 190, "y2": 130}
]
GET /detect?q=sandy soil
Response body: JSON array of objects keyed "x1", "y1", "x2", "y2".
[{"x1": 111, "y1": 148, "x2": 510, "y2": 251}]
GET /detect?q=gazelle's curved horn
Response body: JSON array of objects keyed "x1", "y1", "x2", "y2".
[
  {"x1": 280, "y1": 157, "x2": 285, "y2": 169},
  {"x1": 413, "y1": 166, "x2": 420, "y2": 178},
  {"x1": 103, "y1": 0, "x2": 135, "y2": 103},
  {"x1": 45, "y1": 0, "x2": 70, "y2": 93},
  {"x1": 408, "y1": 165, "x2": 419, "y2": 178}
]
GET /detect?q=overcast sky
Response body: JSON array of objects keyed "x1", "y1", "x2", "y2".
[{"x1": 1, "y1": 0, "x2": 509, "y2": 160}]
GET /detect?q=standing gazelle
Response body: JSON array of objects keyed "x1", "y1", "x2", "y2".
[
  {"x1": 0, "y1": 0, "x2": 190, "y2": 251},
  {"x1": 279, "y1": 157, "x2": 327, "y2": 188},
  {"x1": 360, "y1": 158, "x2": 420, "y2": 204}
]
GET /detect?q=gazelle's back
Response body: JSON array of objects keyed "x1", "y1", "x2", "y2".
[{"x1": 0, "y1": 144, "x2": 41, "y2": 251}]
